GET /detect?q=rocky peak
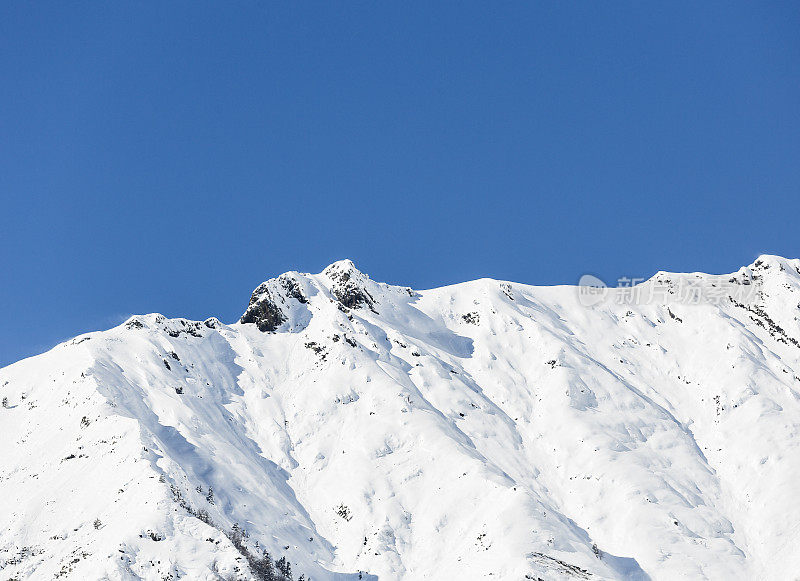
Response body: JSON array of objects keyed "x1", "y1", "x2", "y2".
[
  {"x1": 239, "y1": 260, "x2": 380, "y2": 332},
  {"x1": 323, "y1": 259, "x2": 360, "y2": 276},
  {"x1": 322, "y1": 259, "x2": 378, "y2": 312},
  {"x1": 240, "y1": 273, "x2": 309, "y2": 332},
  {"x1": 748, "y1": 254, "x2": 800, "y2": 276}
]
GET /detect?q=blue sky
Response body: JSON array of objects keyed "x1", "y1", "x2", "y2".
[{"x1": 2, "y1": 2, "x2": 798, "y2": 366}]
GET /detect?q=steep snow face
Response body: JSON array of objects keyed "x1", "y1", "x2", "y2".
[{"x1": 2, "y1": 256, "x2": 800, "y2": 580}]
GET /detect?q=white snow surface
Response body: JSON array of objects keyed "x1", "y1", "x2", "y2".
[{"x1": 2, "y1": 256, "x2": 800, "y2": 580}]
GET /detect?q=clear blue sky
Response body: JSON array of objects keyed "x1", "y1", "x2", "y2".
[{"x1": 2, "y1": 2, "x2": 798, "y2": 366}]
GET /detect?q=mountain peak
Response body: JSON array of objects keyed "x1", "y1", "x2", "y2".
[
  {"x1": 239, "y1": 272, "x2": 310, "y2": 332},
  {"x1": 322, "y1": 258, "x2": 365, "y2": 281},
  {"x1": 239, "y1": 260, "x2": 378, "y2": 332},
  {"x1": 322, "y1": 259, "x2": 377, "y2": 312},
  {"x1": 749, "y1": 254, "x2": 798, "y2": 272}
]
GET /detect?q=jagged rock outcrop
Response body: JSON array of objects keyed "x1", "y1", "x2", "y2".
[
  {"x1": 240, "y1": 273, "x2": 309, "y2": 332},
  {"x1": 323, "y1": 259, "x2": 378, "y2": 312}
]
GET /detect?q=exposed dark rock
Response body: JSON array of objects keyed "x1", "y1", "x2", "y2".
[
  {"x1": 529, "y1": 553, "x2": 591, "y2": 579},
  {"x1": 280, "y1": 276, "x2": 308, "y2": 304},
  {"x1": 332, "y1": 283, "x2": 376, "y2": 311},
  {"x1": 241, "y1": 296, "x2": 286, "y2": 333},
  {"x1": 304, "y1": 341, "x2": 327, "y2": 361},
  {"x1": 731, "y1": 297, "x2": 800, "y2": 348},
  {"x1": 240, "y1": 274, "x2": 310, "y2": 332},
  {"x1": 325, "y1": 262, "x2": 378, "y2": 313},
  {"x1": 462, "y1": 312, "x2": 480, "y2": 325},
  {"x1": 165, "y1": 320, "x2": 204, "y2": 338}
]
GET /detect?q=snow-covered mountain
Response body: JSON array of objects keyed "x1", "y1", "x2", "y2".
[{"x1": 2, "y1": 256, "x2": 800, "y2": 581}]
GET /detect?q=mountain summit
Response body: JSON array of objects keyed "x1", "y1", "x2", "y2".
[{"x1": 2, "y1": 257, "x2": 800, "y2": 580}]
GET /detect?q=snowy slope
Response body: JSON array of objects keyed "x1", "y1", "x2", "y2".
[{"x1": 2, "y1": 256, "x2": 800, "y2": 580}]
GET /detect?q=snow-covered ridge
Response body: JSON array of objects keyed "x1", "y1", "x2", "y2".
[
  {"x1": 2, "y1": 256, "x2": 800, "y2": 580},
  {"x1": 239, "y1": 259, "x2": 408, "y2": 331}
]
